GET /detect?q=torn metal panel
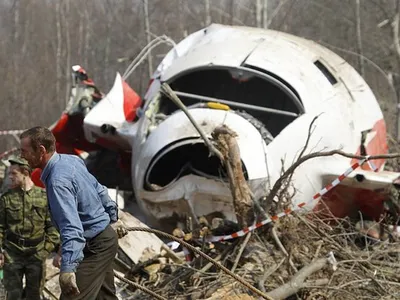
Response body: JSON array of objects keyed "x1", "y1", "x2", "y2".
[
  {"x1": 323, "y1": 169, "x2": 400, "y2": 191},
  {"x1": 132, "y1": 108, "x2": 273, "y2": 225},
  {"x1": 83, "y1": 72, "x2": 141, "y2": 151},
  {"x1": 117, "y1": 210, "x2": 166, "y2": 264}
]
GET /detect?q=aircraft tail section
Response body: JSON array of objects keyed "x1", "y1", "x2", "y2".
[{"x1": 83, "y1": 72, "x2": 142, "y2": 151}]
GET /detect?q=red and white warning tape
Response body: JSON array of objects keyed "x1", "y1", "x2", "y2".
[
  {"x1": 206, "y1": 158, "x2": 375, "y2": 243},
  {"x1": 366, "y1": 156, "x2": 378, "y2": 172},
  {"x1": 0, "y1": 130, "x2": 25, "y2": 136}
]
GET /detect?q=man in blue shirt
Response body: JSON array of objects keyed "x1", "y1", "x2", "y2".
[{"x1": 19, "y1": 126, "x2": 119, "y2": 300}]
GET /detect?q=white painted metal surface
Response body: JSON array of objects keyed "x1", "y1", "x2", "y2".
[
  {"x1": 131, "y1": 109, "x2": 273, "y2": 221},
  {"x1": 83, "y1": 73, "x2": 134, "y2": 150}
]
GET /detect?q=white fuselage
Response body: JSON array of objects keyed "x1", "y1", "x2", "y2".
[
  {"x1": 129, "y1": 25, "x2": 385, "y2": 226},
  {"x1": 84, "y1": 24, "x2": 387, "y2": 227}
]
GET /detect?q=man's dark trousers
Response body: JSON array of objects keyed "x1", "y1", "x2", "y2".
[{"x1": 61, "y1": 225, "x2": 118, "y2": 300}]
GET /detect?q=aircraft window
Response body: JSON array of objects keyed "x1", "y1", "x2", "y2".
[
  {"x1": 314, "y1": 60, "x2": 338, "y2": 85},
  {"x1": 161, "y1": 67, "x2": 302, "y2": 137}
]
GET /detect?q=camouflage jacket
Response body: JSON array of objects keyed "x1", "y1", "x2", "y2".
[{"x1": 0, "y1": 186, "x2": 59, "y2": 258}]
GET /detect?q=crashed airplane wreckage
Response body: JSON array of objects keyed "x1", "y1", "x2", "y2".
[
  {"x1": 45, "y1": 23, "x2": 399, "y2": 231},
  {"x1": 1, "y1": 23, "x2": 400, "y2": 297},
  {"x1": 6, "y1": 23, "x2": 400, "y2": 235}
]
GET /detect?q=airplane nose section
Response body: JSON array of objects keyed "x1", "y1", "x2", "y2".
[{"x1": 133, "y1": 108, "x2": 273, "y2": 192}]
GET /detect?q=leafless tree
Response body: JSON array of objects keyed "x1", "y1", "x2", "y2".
[
  {"x1": 356, "y1": 0, "x2": 365, "y2": 77},
  {"x1": 0, "y1": 0, "x2": 399, "y2": 152}
]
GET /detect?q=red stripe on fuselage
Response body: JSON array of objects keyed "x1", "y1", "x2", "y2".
[{"x1": 351, "y1": 119, "x2": 387, "y2": 170}]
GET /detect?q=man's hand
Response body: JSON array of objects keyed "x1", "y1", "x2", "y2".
[
  {"x1": 116, "y1": 226, "x2": 128, "y2": 239},
  {"x1": 53, "y1": 253, "x2": 61, "y2": 269},
  {"x1": 0, "y1": 253, "x2": 4, "y2": 268},
  {"x1": 59, "y1": 272, "x2": 80, "y2": 297},
  {"x1": 111, "y1": 220, "x2": 128, "y2": 239}
]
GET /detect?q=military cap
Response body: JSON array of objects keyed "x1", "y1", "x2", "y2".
[{"x1": 8, "y1": 156, "x2": 32, "y2": 171}]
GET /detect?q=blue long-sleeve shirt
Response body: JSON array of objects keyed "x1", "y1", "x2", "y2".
[{"x1": 40, "y1": 153, "x2": 118, "y2": 273}]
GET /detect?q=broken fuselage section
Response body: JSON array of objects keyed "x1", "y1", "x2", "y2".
[
  {"x1": 133, "y1": 67, "x2": 302, "y2": 226},
  {"x1": 130, "y1": 24, "x2": 390, "y2": 228},
  {"x1": 37, "y1": 24, "x2": 396, "y2": 232}
]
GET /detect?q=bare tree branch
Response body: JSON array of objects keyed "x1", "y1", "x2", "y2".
[
  {"x1": 160, "y1": 83, "x2": 224, "y2": 161},
  {"x1": 143, "y1": 0, "x2": 153, "y2": 77},
  {"x1": 266, "y1": 257, "x2": 332, "y2": 300},
  {"x1": 356, "y1": 0, "x2": 365, "y2": 77},
  {"x1": 266, "y1": 149, "x2": 400, "y2": 206},
  {"x1": 204, "y1": 0, "x2": 211, "y2": 26},
  {"x1": 392, "y1": 0, "x2": 400, "y2": 67},
  {"x1": 262, "y1": 0, "x2": 268, "y2": 28}
]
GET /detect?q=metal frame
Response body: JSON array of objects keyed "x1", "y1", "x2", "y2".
[
  {"x1": 157, "y1": 65, "x2": 305, "y2": 118},
  {"x1": 172, "y1": 91, "x2": 299, "y2": 117}
]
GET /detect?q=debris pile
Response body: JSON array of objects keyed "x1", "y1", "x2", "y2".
[
  {"x1": 117, "y1": 212, "x2": 400, "y2": 300},
  {"x1": 1, "y1": 124, "x2": 400, "y2": 299}
]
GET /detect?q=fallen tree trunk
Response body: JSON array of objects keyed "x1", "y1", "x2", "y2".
[{"x1": 212, "y1": 125, "x2": 254, "y2": 227}]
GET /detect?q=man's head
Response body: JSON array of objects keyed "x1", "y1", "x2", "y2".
[
  {"x1": 20, "y1": 126, "x2": 56, "y2": 169},
  {"x1": 8, "y1": 157, "x2": 32, "y2": 188}
]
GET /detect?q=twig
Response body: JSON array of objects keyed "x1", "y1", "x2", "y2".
[
  {"x1": 271, "y1": 226, "x2": 298, "y2": 272},
  {"x1": 266, "y1": 149, "x2": 400, "y2": 205},
  {"x1": 160, "y1": 243, "x2": 184, "y2": 264},
  {"x1": 199, "y1": 239, "x2": 239, "y2": 274},
  {"x1": 231, "y1": 232, "x2": 252, "y2": 273},
  {"x1": 126, "y1": 226, "x2": 275, "y2": 300},
  {"x1": 304, "y1": 278, "x2": 330, "y2": 286},
  {"x1": 370, "y1": 259, "x2": 400, "y2": 268},
  {"x1": 376, "y1": 279, "x2": 400, "y2": 287},
  {"x1": 114, "y1": 271, "x2": 167, "y2": 300},
  {"x1": 338, "y1": 278, "x2": 372, "y2": 289},
  {"x1": 285, "y1": 115, "x2": 320, "y2": 190},
  {"x1": 313, "y1": 241, "x2": 323, "y2": 261},
  {"x1": 258, "y1": 258, "x2": 286, "y2": 292},
  {"x1": 129, "y1": 258, "x2": 160, "y2": 276}
]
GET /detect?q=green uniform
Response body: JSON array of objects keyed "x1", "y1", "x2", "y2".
[{"x1": 0, "y1": 186, "x2": 60, "y2": 300}]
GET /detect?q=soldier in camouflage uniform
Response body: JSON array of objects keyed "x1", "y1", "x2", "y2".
[{"x1": 0, "y1": 157, "x2": 59, "y2": 300}]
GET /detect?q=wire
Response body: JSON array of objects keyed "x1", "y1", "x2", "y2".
[{"x1": 122, "y1": 35, "x2": 177, "y2": 80}]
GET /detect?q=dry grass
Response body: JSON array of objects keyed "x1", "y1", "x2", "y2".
[{"x1": 124, "y1": 211, "x2": 400, "y2": 300}]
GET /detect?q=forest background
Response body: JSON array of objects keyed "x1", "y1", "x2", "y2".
[{"x1": 1, "y1": 0, "x2": 399, "y2": 153}]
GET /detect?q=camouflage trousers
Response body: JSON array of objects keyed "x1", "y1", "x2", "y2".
[{"x1": 3, "y1": 250, "x2": 45, "y2": 300}]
